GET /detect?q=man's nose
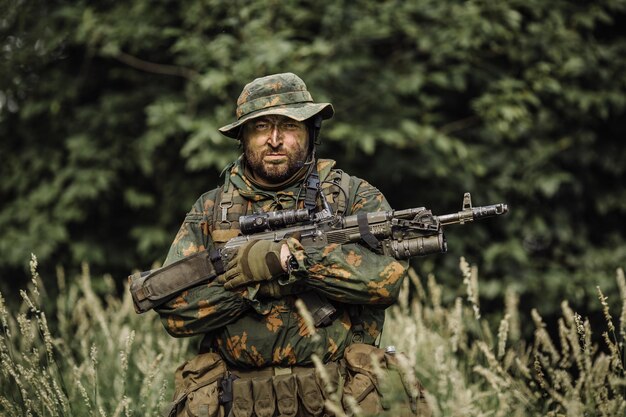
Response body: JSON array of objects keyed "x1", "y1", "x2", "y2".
[{"x1": 267, "y1": 125, "x2": 282, "y2": 147}]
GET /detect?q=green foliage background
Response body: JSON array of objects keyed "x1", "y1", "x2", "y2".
[{"x1": 2, "y1": 0, "x2": 626, "y2": 326}]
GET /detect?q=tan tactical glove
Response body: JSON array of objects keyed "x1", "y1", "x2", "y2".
[
  {"x1": 219, "y1": 240, "x2": 286, "y2": 290},
  {"x1": 256, "y1": 281, "x2": 285, "y2": 298},
  {"x1": 257, "y1": 281, "x2": 305, "y2": 299}
]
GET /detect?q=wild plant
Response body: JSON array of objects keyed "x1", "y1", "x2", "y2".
[
  {"x1": 0, "y1": 255, "x2": 192, "y2": 417},
  {"x1": 2, "y1": 255, "x2": 625, "y2": 416},
  {"x1": 382, "y1": 263, "x2": 626, "y2": 417}
]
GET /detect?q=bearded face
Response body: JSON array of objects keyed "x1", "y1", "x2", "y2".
[{"x1": 242, "y1": 115, "x2": 310, "y2": 183}]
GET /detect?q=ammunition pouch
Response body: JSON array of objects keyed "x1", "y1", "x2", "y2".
[
  {"x1": 167, "y1": 358, "x2": 340, "y2": 417},
  {"x1": 229, "y1": 363, "x2": 340, "y2": 417},
  {"x1": 166, "y1": 346, "x2": 430, "y2": 417}
]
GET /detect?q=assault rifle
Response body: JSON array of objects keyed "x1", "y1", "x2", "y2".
[{"x1": 129, "y1": 192, "x2": 507, "y2": 314}]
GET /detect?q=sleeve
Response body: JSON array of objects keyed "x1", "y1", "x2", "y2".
[
  {"x1": 155, "y1": 192, "x2": 252, "y2": 337},
  {"x1": 285, "y1": 178, "x2": 408, "y2": 306}
]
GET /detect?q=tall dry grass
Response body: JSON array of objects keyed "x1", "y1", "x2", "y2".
[
  {"x1": 1, "y1": 255, "x2": 625, "y2": 416},
  {"x1": 0, "y1": 255, "x2": 191, "y2": 416},
  {"x1": 382, "y1": 257, "x2": 626, "y2": 416}
]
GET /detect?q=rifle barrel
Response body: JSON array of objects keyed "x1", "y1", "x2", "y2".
[{"x1": 438, "y1": 203, "x2": 508, "y2": 225}]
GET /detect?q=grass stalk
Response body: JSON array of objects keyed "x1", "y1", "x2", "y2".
[{"x1": 2, "y1": 257, "x2": 626, "y2": 416}]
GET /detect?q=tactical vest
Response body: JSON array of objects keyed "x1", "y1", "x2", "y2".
[
  {"x1": 207, "y1": 167, "x2": 353, "y2": 247},
  {"x1": 164, "y1": 166, "x2": 431, "y2": 417},
  {"x1": 200, "y1": 165, "x2": 369, "y2": 344}
]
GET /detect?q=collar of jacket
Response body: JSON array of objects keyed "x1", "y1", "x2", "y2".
[{"x1": 226, "y1": 156, "x2": 338, "y2": 205}]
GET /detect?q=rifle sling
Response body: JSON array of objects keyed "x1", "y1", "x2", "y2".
[{"x1": 357, "y1": 212, "x2": 379, "y2": 249}]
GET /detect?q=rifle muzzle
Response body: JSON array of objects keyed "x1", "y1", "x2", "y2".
[{"x1": 473, "y1": 203, "x2": 508, "y2": 219}]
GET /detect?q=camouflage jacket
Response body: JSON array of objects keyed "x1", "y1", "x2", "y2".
[{"x1": 156, "y1": 158, "x2": 407, "y2": 369}]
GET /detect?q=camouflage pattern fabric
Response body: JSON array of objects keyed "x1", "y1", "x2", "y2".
[
  {"x1": 155, "y1": 158, "x2": 408, "y2": 369},
  {"x1": 218, "y1": 72, "x2": 334, "y2": 139}
]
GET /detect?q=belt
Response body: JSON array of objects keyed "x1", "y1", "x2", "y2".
[{"x1": 230, "y1": 362, "x2": 339, "y2": 379}]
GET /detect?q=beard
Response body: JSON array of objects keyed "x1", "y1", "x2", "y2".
[{"x1": 243, "y1": 141, "x2": 309, "y2": 184}]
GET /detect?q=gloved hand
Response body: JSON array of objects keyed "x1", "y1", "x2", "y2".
[
  {"x1": 256, "y1": 281, "x2": 285, "y2": 298},
  {"x1": 219, "y1": 240, "x2": 287, "y2": 290},
  {"x1": 257, "y1": 281, "x2": 305, "y2": 299}
]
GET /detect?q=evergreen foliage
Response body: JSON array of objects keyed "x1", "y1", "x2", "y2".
[{"x1": 2, "y1": 0, "x2": 626, "y2": 323}]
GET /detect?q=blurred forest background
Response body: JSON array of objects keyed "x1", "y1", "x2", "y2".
[{"x1": 2, "y1": 0, "x2": 626, "y2": 336}]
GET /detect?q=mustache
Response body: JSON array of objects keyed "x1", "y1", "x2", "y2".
[
  {"x1": 260, "y1": 146, "x2": 305, "y2": 158},
  {"x1": 248, "y1": 144, "x2": 310, "y2": 165}
]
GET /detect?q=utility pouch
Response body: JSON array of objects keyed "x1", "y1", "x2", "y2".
[
  {"x1": 342, "y1": 370, "x2": 379, "y2": 415},
  {"x1": 296, "y1": 372, "x2": 324, "y2": 417},
  {"x1": 273, "y1": 374, "x2": 298, "y2": 417},
  {"x1": 252, "y1": 377, "x2": 276, "y2": 417},
  {"x1": 342, "y1": 344, "x2": 430, "y2": 417},
  {"x1": 163, "y1": 352, "x2": 227, "y2": 417}
]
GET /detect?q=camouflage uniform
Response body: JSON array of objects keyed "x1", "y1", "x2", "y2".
[
  {"x1": 156, "y1": 156, "x2": 407, "y2": 369},
  {"x1": 154, "y1": 73, "x2": 427, "y2": 416}
]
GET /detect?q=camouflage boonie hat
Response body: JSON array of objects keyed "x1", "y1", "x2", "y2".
[{"x1": 219, "y1": 72, "x2": 334, "y2": 139}]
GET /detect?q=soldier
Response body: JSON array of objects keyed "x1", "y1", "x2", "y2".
[{"x1": 156, "y1": 73, "x2": 430, "y2": 417}]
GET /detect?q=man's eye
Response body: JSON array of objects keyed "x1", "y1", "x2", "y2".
[{"x1": 255, "y1": 122, "x2": 269, "y2": 130}]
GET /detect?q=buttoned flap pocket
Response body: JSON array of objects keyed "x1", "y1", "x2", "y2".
[
  {"x1": 343, "y1": 344, "x2": 431, "y2": 417},
  {"x1": 342, "y1": 371, "x2": 381, "y2": 415},
  {"x1": 341, "y1": 344, "x2": 384, "y2": 415},
  {"x1": 184, "y1": 383, "x2": 221, "y2": 417},
  {"x1": 169, "y1": 352, "x2": 227, "y2": 417}
]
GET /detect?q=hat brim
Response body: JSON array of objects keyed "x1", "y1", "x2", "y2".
[{"x1": 218, "y1": 102, "x2": 334, "y2": 139}]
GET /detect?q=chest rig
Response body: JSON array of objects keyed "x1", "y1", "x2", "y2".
[
  {"x1": 209, "y1": 163, "x2": 351, "y2": 245},
  {"x1": 205, "y1": 163, "x2": 368, "y2": 344}
]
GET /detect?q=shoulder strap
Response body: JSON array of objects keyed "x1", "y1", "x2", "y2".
[
  {"x1": 321, "y1": 169, "x2": 352, "y2": 217},
  {"x1": 210, "y1": 182, "x2": 248, "y2": 245},
  {"x1": 337, "y1": 169, "x2": 351, "y2": 215},
  {"x1": 304, "y1": 163, "x2": 321, "y2": 213}
]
